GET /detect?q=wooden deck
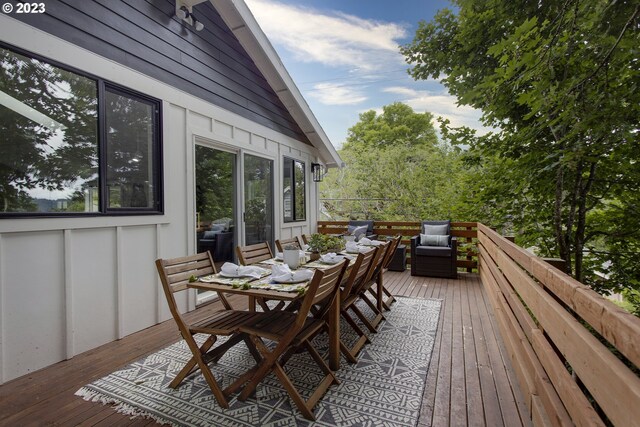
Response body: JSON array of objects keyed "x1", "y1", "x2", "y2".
[{"x1": 0, "y1": 271, "x2": 531, "y2": 427}]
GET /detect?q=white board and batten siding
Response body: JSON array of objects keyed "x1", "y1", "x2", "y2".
[{"x1": 0, "y1": 16, "x2": 320, "y2": 383}]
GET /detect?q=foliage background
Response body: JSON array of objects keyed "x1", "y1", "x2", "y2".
[{"x1": 321, "y1": 0, "x2": 639, "y2": 313}]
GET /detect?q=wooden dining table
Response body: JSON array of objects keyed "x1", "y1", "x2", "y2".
[{"x1": 187, "y1": 257, "x2": 352, "y2": 371}]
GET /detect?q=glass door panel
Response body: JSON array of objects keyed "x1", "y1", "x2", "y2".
[
  {"x1": 195, "y1": 145, "x2": 236, "y2": 268},
  {"x1": 243, "y1": 154, "x2": 274, "y2": 248}
]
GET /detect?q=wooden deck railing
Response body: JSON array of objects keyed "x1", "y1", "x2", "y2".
[
  {"x1": 477, "y1": 223, "x2": 640, "y2": 426},
  {"x1": 317, "y1": 220, "x2": 478, "y2": 271}
]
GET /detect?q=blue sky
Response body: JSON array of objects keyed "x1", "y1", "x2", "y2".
[{"x1": 244, "y1": 0, "x2": 490, "y2": 149}]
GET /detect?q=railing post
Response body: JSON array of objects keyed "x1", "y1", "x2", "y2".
[{"x1": 466, "y1": 225, "x2": 473, "y2": 272}]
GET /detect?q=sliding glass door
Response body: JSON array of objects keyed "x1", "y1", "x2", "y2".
[
  {"x1": 194, "y1": 145, "x2": 236, "y2": 266},
  {"x1": 243, "y1": 154, "x2": 274, "y2": 249}
]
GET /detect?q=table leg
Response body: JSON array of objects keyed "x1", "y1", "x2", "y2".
[
  {"x1": 329, "y1": 287, "x2": 340, "y2": 371},
  {"x1": 248, "y1": 296, "x2": 256, "y2": 312}
]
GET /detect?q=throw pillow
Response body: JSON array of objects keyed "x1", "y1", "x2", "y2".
[
  {"x1": 420, "y1": 233, "x2": 449, "y2": 247},
  {"x1": 211, "y1": 224, "x2": 226, "y2": 233},
  {"x1": 423, "y1": 224, "x2": 448, "y2": 235},
  {"x1": 351, "y1": 225, "x2": 368, "y2": 239},
  {"x1": 347, "y1": 224, "x2": 357, "y2": 234}
]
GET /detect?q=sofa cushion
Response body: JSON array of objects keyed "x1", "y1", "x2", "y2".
[
  {"x1": 349, "y1": 225, "x2": 368, "y2": 239},
  {"x1": 210, "y1": 223, "x2": 226, "y2": 232},
  {"x1": 423, "y1": 224, "x2": 448, "y2": 235},
  {"x1": 349, "y1": 220, "x2": 374, "y2": 233},
  {"x1": 420, "y1": 234, "x2": 449, "y2": 246},
  {"x1": 416, "y1": 246, "x2": 452, "y2": 257}
]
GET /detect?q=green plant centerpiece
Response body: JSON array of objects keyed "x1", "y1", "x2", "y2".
[{"x1": 307, "y1": 233, "x2": 344, "y2": 261}]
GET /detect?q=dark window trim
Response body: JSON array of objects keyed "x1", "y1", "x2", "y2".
[
  {"x1": 103, "y1": 84, "x2": 163, "y2": 214},
  {"x1": 0, "y1": 42, "x2": 164, "y2": 218},
  {"x1": 283, "y1": 157, "x2": 306, "y2": 223}
]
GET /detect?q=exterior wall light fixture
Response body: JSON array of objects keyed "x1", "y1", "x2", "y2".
[
  {"x1": 176, "y1": 1, "x2": 205, "y2": 31},
  {"x1": 311, "y1": 163, "x2": 327, "y2": 182}
]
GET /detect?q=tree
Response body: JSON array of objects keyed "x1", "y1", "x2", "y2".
[
  {"x1": 401, "y1": 0, "x2": 640, "y2": 296},
  {"x1": 321, "y1": 103, "x2": 470, "y2": 221}
]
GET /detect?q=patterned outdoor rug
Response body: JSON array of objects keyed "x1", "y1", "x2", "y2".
[{"x1": 76, "y1": 296, "x2": 441, "y2": 426}]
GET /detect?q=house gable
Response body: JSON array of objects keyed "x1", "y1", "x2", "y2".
[{"x1": 7, "y1": 0, "x2": 310, "y2": 143}]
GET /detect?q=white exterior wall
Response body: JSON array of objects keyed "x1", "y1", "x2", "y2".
[{"x1": 0, "y1": 17, "x2": 320, "y2": 383}]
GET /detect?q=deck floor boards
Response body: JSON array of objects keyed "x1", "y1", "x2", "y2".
[{"x1": 0, "y1": 272, "x2": 529, "y2": 427}]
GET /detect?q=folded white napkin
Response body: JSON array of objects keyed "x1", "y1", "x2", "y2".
[
  {"x1": 302, "y1": 244, "x2": 310, "y2": 251},
  {"x1": 345, "y1": 241, "x2": 358, "y2": 253},
  {"x1": 275, "y1": 251, "x2": 283, "y2": 260},
  {"x1": 271, "y1": 264, "x2": 314, "y2": 283},
  {"x1": 358, "y1": 237, "x2": 372, "y2": 245},
  {"x1": 369, "y1": 239, "x2": 384, "y2": 246},
  {"x1": 320, "y1": 252, "x2": 344, "y2": 264},
  {"x1": 346, "y1": 241, "x2": 370, "y2": 253},
  {"x1": 220, "y1": 262, "x2": 267, "y2": 278}
]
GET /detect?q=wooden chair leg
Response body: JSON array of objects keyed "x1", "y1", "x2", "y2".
[
  {"x1": 170, "y1": 335, "x2": 216, "y2": 389},
  {"x1": 341, "y1": 311, "x2": 371, "y2": 360},
  {"x1": 239, "y1": 336, "x2": 282, "y2": 401},
  {"x1": 273, "y1": 362, "x2": 316, "y2": 420},
  {"x1": 203, "y1": 333, "x2": 245, "y2": 364},
  {"x1": 383, "y1": 285, "x2": 396, "y2": 307},
  {"x1": 368, "y1": 288, "x2": 392, "y2": 311},
  {"x1": 350, "y1": 304, "x2": 379, "y2": 333},
  {"x1": 182, "y1": 335, "x2": 230, "y2": 408},
  {"x1": 217, "y1": 292, "x2": 234, "y2": 310},
  {"x1": 359, "y1": 293, "x2": 386, "y2": 329}
]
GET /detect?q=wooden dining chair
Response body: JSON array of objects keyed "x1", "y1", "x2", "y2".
[
  {"x1": 300, "y1": 234, "x2": 310, "y2": 245},
  {"x1": 275, "y1": 236, "x2": 302, "y2": 252},
  {"x1": 368, "y1": 235, "x2": 401, "y2": 311},
  {"x1": 236, "y1": 241, "x2": 273, "y2": 265},
  {"x1": 230, "y1": 261, "x2": 348, "y2": 420},
  {"x1": 155, "y1": 252, "x2": 259, "y2": 408},
  {"x1": 351, "y1": 241, "x2": 391, "y2": 332},
  {"x1": 338, "y1": 247, "x2": 379, "y2": 363}
]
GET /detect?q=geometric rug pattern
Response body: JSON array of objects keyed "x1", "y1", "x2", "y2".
[{"x1": 76, "y1": 297, "x2": 441, "y2": 426}]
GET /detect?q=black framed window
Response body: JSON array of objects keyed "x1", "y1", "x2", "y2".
[
  {"x1": 283, "y1": 157, "x2": 305, "y2": 222},
  {"x1": 0, "y1": 44, "x2": 162, "y2": 216}
]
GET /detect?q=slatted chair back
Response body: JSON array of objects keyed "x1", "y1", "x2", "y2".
[
  {"x1": 382, "y1": 235, "x2": 402, "y2": 270},
  {"x1": 156, "y1": 252, "x2": 216, "y2": 324},
  {"x1": 341, "y1": 248, "x2": 377, "y2": 302},
  {"x1": 275, "y1": 236, "x2": 302, "y2": 252},
  {"x1": 363, "y1": 242, "x2": 391, "y2": 287},
  {"x1": 300, "y1": 234, "x2": 310, "y2": 245},
  {"x1": 236, "y1": 241, "x2": 273, "y2": 265},
  {"x1": 296, "y1": 260, "x2": 348, "y2": 327},
  {"x1": 155, "y1": 252, "x2": 237, "y2": 407}
]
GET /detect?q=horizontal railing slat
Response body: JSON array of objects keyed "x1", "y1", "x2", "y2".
[
  {"x1": 317, "y1": 221, "x2": 478, "y2": 270},
  {"x1": 480, "y1": 243, "x2": 604, "y2": 427},
  {"x1": 479, "y1": 223, "x2": 640, "y2": 369},
  {"x1": 478, "y1": 224, "x2": 640, "y2": 427}
]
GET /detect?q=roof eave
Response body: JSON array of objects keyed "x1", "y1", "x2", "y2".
[{"x1": 209, "y1": 0, "x2": 342, "y2": 168}]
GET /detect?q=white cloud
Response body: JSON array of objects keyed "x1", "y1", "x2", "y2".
[
  {"x1": 382, "y1": 86, "x2": 493, "y2": 135},
  {"x1": 309, "y1": 83, "x2": 368, "y2": 105},
  {"x1": 245, "y1": 0, "x2": 408, "y2": 71}
]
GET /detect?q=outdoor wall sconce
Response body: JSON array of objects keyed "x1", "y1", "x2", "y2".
[
  {"x1": 311, "y1": 163, "x2": 327, "y2": 182},
  {"x1": 176, "y1": 1, "x2": 204, "y2": 31}
]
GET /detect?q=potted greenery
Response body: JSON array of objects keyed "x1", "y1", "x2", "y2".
[{"x1": 306, "y1": 233, "x2": 344, "y2": 261}]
